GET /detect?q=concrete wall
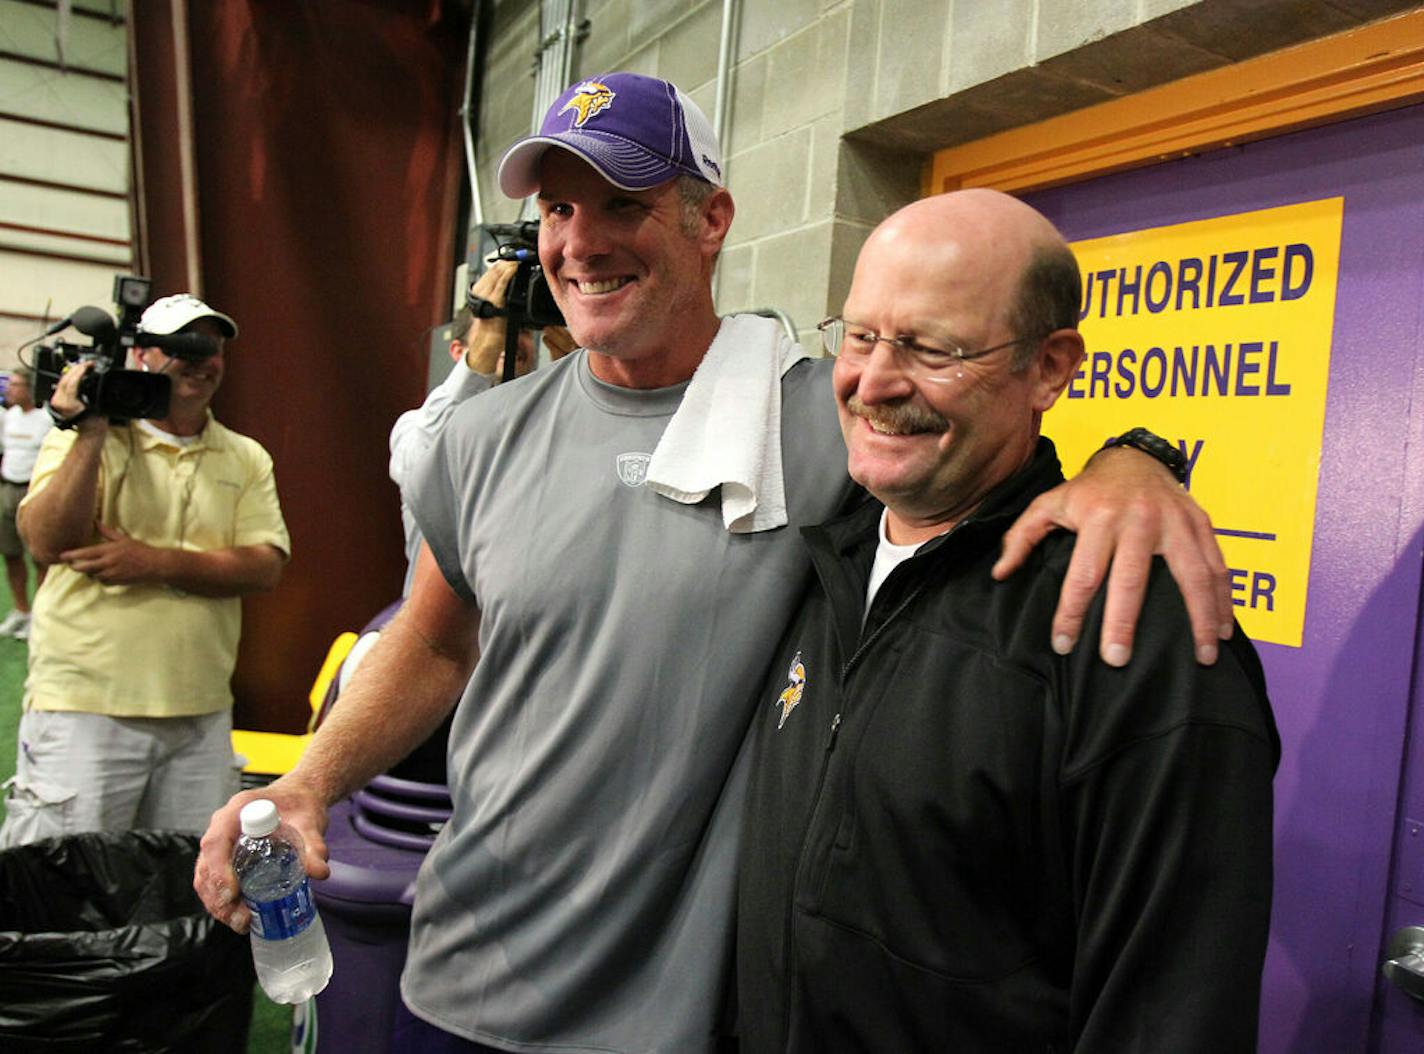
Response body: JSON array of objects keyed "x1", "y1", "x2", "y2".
[
  {"x1": 473, "y1": 0, "x2": 1422, "y2": 350},
  {"x1": 0, "y1": 0, "x2": 132, "y2": 369}
]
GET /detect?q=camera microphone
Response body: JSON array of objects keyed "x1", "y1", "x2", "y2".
[
  {"x1": 58, "y1": 304, "x2": 117, "y2": 341},
  {"x1": 40, "y1": 315, "x2": 72, "y2": 337}
]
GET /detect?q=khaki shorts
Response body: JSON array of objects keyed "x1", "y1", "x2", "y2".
[
  {"x1": 0, "y1": 480, "x2": 25, "y2": 559},
  {"x1": 0, "y1": 708, "x2": 242, "y2": 848}
]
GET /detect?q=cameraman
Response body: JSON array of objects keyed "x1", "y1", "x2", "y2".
[
  {"x1": 0, "y1": 294, "x2": 290, "y2": 847},
  {"x1": 389, "y1": 261, "x2": 574, "y2": 593}
]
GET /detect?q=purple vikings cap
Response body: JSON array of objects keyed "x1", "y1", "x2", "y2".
[{"x1": 498, "y1": 73, "x2": 723, "y2": 197}]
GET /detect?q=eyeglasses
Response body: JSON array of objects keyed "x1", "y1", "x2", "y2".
[{"x1": 817, "y1": 316, "x2": 1036, "y2": 383}]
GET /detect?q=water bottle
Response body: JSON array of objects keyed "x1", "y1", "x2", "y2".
[{"x1": 234, "y1": 799, "x2": 334, "y2": 1004}]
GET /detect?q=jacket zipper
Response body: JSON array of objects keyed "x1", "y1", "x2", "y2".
[
  {"x1": 844, "y1": 582, "x2": 926, "y2": 677},
  {"x1": 779, "y1": 517, "x2": 976, "y2": 1044},
  {"x1": 842, "y1": 513, "x2": 974, "y2": 675},
  {"x1": 779, "y1": 698, "x2": 845, "y2": 1046}
]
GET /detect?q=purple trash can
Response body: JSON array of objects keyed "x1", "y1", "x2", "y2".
[
  {"x1": 305, "y1": 775, "x2": 450, "y2": 1053},
  {"x1": 314, "y1": 601, "x2": 453, "y2": 788}
]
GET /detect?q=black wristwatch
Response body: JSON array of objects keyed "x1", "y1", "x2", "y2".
[
  {"x1": 48, "y1": 403, "x2": 91, "y2": 431},
  {"x1": 1098, "y1": 427, "x2": 1188, "y2": 485}
]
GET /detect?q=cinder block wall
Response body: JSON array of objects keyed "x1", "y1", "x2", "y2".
[{"x1": 474, "y1": 0, "x2": 1419, "y2": 352}]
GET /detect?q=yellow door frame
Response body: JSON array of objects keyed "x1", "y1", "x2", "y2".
[{"x1": 926, "y1": 9, "x2": 1424, "y2": 196}]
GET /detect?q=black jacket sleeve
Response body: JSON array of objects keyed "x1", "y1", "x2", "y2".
[{"x1": 1059, "y1": 567, "x2": 1278, "y2": 1054}]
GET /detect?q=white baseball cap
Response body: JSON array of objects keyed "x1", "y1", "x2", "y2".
[{"x1": 138, "y1": 293, "x2": 238, "y2": 339}]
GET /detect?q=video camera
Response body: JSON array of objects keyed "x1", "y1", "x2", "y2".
[
  {"x1": 31, "y1": 275, "x2": 220, "y2": 423},
  {"x1": 471, "y1": 221, "x2": 565, "y2": 383}
]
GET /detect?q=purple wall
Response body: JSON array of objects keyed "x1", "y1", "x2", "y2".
[{"x1": 1025, "y1": 104, "x2": 1424, "y2": 1052}]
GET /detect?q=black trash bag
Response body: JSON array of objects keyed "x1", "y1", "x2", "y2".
[{"x1": 0, "y1": 829, "x2": 254, "y2": 1053}]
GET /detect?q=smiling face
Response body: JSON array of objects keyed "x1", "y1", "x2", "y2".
[
  {"x1": 136, "y1": 318, "x2": 226, "y2": 420},
  {"x1": 835, "y1": 191, "x2": 1082, "y2": 543},
  {"x1": 535, "y1": 150, "x2": 733, "y2": 388}
]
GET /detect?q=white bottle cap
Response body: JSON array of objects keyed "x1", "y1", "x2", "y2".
[{"x1": 240, "y1": 799, "x2": 280, "y2": 837}]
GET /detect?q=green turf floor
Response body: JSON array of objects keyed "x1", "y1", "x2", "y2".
[
  {"x1": 0, "y1": 568, "x2": 294, "y2": 1053},
  {"x1": 0, "y1": 566, "x2": 39, "y2": 828}
]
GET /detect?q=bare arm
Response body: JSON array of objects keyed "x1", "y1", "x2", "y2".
[
  {"x1": 993, "y1": 445, "x2": 1231, "y2": 668},
  {"x1": 195, "y1": 545, "x2": 480, "y2": 931},
  {"x1": 58, "y1": 527, "x2": 285, "y2": 596},
  {"x1": 18, "y1": 362, "x2": 108, "y2": 563},
  {"x1": 291, "y1": 546, "x2": 479, "y2": 807}
]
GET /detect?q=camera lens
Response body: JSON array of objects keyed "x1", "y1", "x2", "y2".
[{"x1": 84, "y1": 369, "x2": 170, "y2": 420}]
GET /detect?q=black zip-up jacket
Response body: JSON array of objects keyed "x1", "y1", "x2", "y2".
[{"x1": 736, "y1": 438, "x2": 1279, "y2": 1054}]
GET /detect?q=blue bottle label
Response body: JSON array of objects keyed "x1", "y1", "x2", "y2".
[{"x1": 244, "y1": 878, "x2": 317, "y2": 941}]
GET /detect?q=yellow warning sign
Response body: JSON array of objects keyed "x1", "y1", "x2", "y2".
[{"x1": 1046, "y1": 197, "x2": 1344, "y2": 647}]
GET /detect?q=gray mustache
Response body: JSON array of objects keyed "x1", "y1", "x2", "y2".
[{"x1": 846, "y1": 395, "x2": 948, "y2": 435}]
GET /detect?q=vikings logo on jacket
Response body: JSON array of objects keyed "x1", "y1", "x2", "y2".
[{"x1": 776, "y1": 652, "x2": 806, "y2": 730}]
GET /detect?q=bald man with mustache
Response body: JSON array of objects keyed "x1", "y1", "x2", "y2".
[{"x1": 736, "y1": 190, "x2": 1278, "y2": 1054}]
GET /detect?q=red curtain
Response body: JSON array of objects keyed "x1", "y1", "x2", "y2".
[{"x1": 134, "y1": 1, "x2": 469, "y2": 731}]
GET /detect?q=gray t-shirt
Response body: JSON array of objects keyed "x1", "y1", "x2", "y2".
[{"x1": 403, "y1": 348, "x2": 851, "y2": 1053}]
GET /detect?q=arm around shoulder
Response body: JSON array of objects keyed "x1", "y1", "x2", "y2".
[{"x1": 995, "y1": 439, "x2": 1232, "y2": 668}]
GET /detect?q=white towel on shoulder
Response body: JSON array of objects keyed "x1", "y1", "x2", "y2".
[{"x1": 647, "y1": 314, "x2": 809, "y2": 534}]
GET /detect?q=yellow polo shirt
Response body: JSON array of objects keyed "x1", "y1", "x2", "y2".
[{"x1": 22, "y1": 415, "x2": 290, "y2": 718}]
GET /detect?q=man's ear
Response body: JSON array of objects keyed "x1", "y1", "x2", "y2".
[
  {"x1": 700, "y1": 187, "x2": 736, "y2": 256},
  {"x1": 1031, "y1": 330, "x2": 1085, "y2": 414}
]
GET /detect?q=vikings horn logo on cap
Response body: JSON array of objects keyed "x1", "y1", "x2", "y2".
[
  {"x1": 559, "y1": 81, "x2": 617, "y2": 128},
  {"x1": 496, "y1": 72, "x2": 724, "y2": 196}
]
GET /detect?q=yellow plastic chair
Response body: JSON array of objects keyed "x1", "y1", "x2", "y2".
[{"x1": 231, "y1": 631, "x2": 359, "y2": 778}]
